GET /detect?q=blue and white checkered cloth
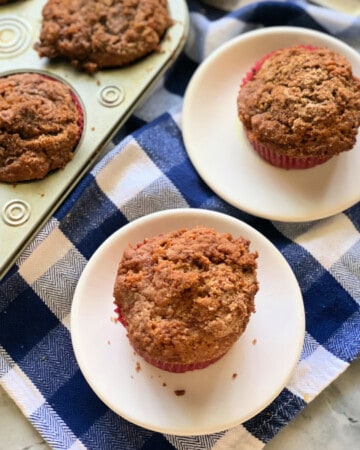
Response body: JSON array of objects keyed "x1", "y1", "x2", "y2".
[{"x1": 1, "y1": 1, "x2": 360, "y2": 449}]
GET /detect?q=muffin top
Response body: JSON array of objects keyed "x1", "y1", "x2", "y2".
[
  {"x1": 113, "y1": 226, "x2": 259, "y2": 365},
  {"x1": 237, "y1": 46, "x2": 360, "y2": 158},
  {"x1": 0, "y1": 73, "x2": 81, "y2": 183},
  {"x1": 35, "y1": 0, "x2": 173, "y2": 73}
]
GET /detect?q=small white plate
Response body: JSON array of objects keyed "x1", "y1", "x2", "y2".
[
  {"x1": 71, "y1": 208, "x2": 305, "y2": 435},
  {"x1": 182, "y1": 27, "x2": 360, "y2": 222},
  {"x1": 312, "y1": 0, "x2": 360, "y2": 15}
]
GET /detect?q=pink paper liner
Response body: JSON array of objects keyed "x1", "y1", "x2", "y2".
[
  {"x1": 133, "y1": 347, "x2": 227, "y2": 373},
  {"x1": 247, "y1": 133, "x2": 332, "y2": 169},
  {"x1": 114, "y1": 304, "x2": 128, "y2": 327}
]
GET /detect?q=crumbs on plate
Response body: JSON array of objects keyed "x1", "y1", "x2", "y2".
[{"x1": 174, "y1": 389, "x2": 186, "y2": 396}]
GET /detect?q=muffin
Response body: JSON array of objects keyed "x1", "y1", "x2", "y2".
[
  {"x1": 34, "y1": 0, "x2": 173, "y2": 74},
  {"x1": 0, "y1": 73, "x2": 83, "y2": 183},
  {"x1": 113, "y1": 226, "x2": 259, "y2": 373},
  {"x1": 237, "y1": 46, "x2": 360, "y2": 169}
]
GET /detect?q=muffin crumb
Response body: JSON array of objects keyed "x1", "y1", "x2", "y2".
[{"x1": 174, "y1": 389, "x2": 186, "y2": 396}]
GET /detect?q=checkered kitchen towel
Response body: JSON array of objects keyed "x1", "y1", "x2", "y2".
[{"x1": 1, "y1": 1, "x2": 360, "y2": 449}]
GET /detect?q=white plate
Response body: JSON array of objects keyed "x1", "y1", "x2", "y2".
[
  {"x1": 182, "y1": 27, "x2": 360, "y2": 222},
  {"x1": 71, "y1": 208, "x2": 305, "y2": 435},
  {"x1": 312, "y1": 0, "x2": 360, "y2": 15}
]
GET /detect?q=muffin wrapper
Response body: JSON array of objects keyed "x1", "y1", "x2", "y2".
[
  {"x1": 134, "y1": 347, "x2": 227, "y2": 373},
  {"x1": 248, "y1": 134, "x2": 332, "y2": 170},
  {"x1": 114, "y1": 304, "x2": 128, "y2": 327}
]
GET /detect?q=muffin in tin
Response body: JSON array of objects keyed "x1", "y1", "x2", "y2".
[
  {"x1": 35, "y1": 0, "x2": 173, "y2": 74},
  {"x1": 0, "y1": 72, "x2": 83, "y2": 183}
]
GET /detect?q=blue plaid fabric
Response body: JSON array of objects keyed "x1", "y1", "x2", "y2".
[{"x1": 1, "y1": 1, "x2": 360, "y2": 449}]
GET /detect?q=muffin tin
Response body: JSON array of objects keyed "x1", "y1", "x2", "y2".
[{"x1": 0, "y1": 0, "x2": 189, "y2": 280}]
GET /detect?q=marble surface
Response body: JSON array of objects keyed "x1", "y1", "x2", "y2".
[{"x1": 1, "y1": 357, "x2": 360, "y2": 449}]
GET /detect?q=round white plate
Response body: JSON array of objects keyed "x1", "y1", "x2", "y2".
[
  {"x1": 182, "y1": 27, "x2": 360, "y2": 222},
  {"x1": 71, "y1": 208, "x2": 305, "y2": 435}
]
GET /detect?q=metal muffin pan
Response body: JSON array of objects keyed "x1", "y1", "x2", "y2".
[{"x1": 0, "y1": 0, "x2": 189, "y2": 280}]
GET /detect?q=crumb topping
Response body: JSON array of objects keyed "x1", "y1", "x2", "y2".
[{"x1": 174, "y1": 389, "x2": 186, "y2": 396}]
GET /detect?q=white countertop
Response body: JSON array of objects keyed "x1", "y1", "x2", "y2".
[{"x1": 1, "y1": 356, "x2": 360, "y2": 450}]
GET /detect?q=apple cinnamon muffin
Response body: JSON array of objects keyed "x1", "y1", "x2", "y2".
[
  {"x1": 0, "y1": 72, "x2": 83, "y2": 183},
  {"x1": 237, "y1": 46, "x2": 360, "y2": 169},
  {"x1": 113, "y1": 226, "x2": 259, "y2": 373},
  {"x1": 35, "y1": 0, "x2": 173, "y2": 74}
]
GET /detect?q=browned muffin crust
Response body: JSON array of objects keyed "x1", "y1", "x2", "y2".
[
  {"x1": 237, "y1": 46, "x2": 360, "y2": 158},
  {"x1": 35, "y1": 0, "x2": 173, "y2": 74},
  {"x1": 113, "y1": 226, "x2": 259, "y2": 365},
  {"x1": 0, "y1": 73, "x2": 81, "y2": 183}
]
